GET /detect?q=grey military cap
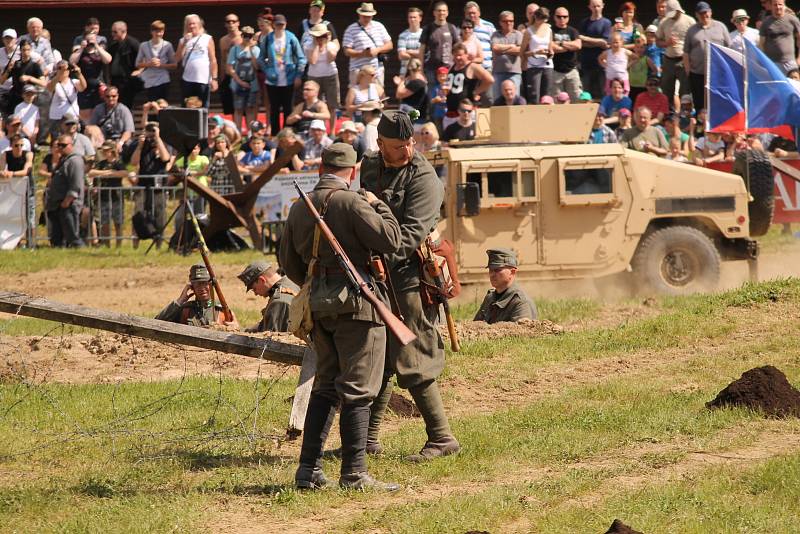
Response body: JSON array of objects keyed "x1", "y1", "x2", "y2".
[
  {"x1": 238, "y1": 260, "x2": 274, "y2": 291},
  {"x1": 486, "y1": 248, "x2": 518, "y2": 268},
  {"x1": 189, "y1": 264, "x2": 211, "y2": 282},
  {"x1": 322, "y1": 142, "x2": 357, "y2": 168}
]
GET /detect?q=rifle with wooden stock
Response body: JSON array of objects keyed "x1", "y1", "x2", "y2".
[
  {"x1": 186, "y1": 202, "x2": 234, "y2": 323},
  {"x1": 293, "y1": 181, "x2": 416, "y2": 346}
]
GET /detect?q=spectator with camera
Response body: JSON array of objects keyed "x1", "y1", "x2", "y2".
[
  {"x1": 135, "y1": 20, "x2": 176, "y2": 103},
  {"x1": 88, "y1": 140, "x2": 128, "y2": 247},
  {"x1": 47, "y1": 60, "x2": 86, "y2": 134},
  {"x1": 227, "y1": 25, "x2": 260, "y2": 134},
  {"x1": 0, "y1": 39, "x2": 46, "y2": 115},
  {"x1": 305, "y1": 23, "x2": 340, "y2": 135},
  {"x1": 343, "y1": 3, "x2": 393, "y2": 87},
  {"x1": 70, "y1": 28, "x2": 112, "y2": 121},
  {"x1": 72, "y1": 18, "x2": 107, "y2": 50},
  {"x1": 129, "y1": 121, "x2": 173, "y2": 249},
  {"x1": 86, "y1": 86, "x2": 134, "y2": 149}
]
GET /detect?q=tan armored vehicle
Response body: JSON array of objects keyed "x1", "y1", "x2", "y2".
[{"x1": 428, "y1": 104, "x2": 773, "y2": 295}]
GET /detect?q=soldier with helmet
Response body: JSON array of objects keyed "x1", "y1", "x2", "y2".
[
  {"x1": 359, "y1": 109, "x2": 460, "y2": 462},
  {"x1": 237, "y1": 260, "x2": 298, "y2": 332},
  {"x1": 155, "y1": 264, "x2": 238, "y2": 327},
  {"x1": 474, "y1": 248, "x2": 538, "y2": 323}
]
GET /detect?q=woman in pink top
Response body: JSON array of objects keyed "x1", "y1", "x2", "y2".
[{"x1": 460, "y1": 20, "x2": 484, "y2": 65}]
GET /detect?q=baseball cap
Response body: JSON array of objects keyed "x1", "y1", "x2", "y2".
[
  {"x1": 579, "y1": 91, "x2": 593, "y2": 102},
  {"x1": 539, "y1": 95, "x2": 555, "y2": 104},
  {"x1": 695, "y1": 1, "x2": 711, "y2": 14},
  {"x1": 436, "y1": 66, "x2": 449, "y2": 75},
  {"x1": 62, "y1": 113, "x2": 79, "y2": 125},
  {"x1": 665, "y1": 0, "x2": 685, "y2": 19},
  {"x1": 645, "y1": 24, "x2": 658, "y2": 33},
  {"x1": 2, "y1": 29, "x2": 16, "y2": 39},
  {"x1": 556, "y1": 92, "x2": 570, "y2": 103},
  {"x1": 209, "y1": 115, "x2": 224, "y2": 127},
  {"x1": 273, "y1": 14, "x2": 287, "y2": 25},
  {"x1": 731, "y1": 9, "x2": 749, "y2": 22},
  {"x1": 249, "y1": 120, "x2": 266, "y2": 132},
  {"x1": 680, "y1": 94, "x2": 694, "y2": 104},
  {"x1": 618, "y1": 108, "x2": 632, "y2": 117},
  {"x1": 310, "y1": 0, "x2": 325, "y2": 7},
  {"x1": 309, "y1": 119, "x2": 326, "y2": 131},
  {"x1": 338, "y1": 120, "x2": 358, "y2": 134}
]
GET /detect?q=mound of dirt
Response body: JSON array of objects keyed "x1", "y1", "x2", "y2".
[
  {"x1": 707, "y1": 365, "x2": 800, "y2": 418},
  {"x1": 605, "y1": 519, "x2": 644, "y2": 534},
  {"x1": 440, "y1": 319, "x2": 563, "y2": 343},
  {"x1": 388, "y1": 392, "x2": 420, "y2": 417}
]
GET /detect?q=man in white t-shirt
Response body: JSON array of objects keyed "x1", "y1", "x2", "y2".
[
  {"x1": 13, "y1": 85, "x2": 39, "y2": 141},
  {"x1": 342, "y1": 3, "x2": 393, "y2": 86}
]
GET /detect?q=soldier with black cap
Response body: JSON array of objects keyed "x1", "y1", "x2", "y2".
[
  {"x1": 360, "y1": 109, "x2": 460, "y2": 462},
  {"x1": 474, "y1": 248, "x2": 538, "y2": 324},
  {"x1": 238, "y1": 260, "x2": 298, "y2": 332},
  {"x1": 155, "y1": 264, "x2": 238, "y2": 327},
  {"x1": 280, "y1": 142, "x2": 402, "y2": 491}
]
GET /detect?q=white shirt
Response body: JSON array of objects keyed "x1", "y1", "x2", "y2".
[
  {"x1": 49, "y1": 79, "x2": 80, "y2": 120},
  {"x1": 342, "y1": 20, "x2": 391, "y2": 71},
  {"x1": 730, "y1": 27, "x2": 760, "y2": 53},
  {"x1": 14, "y1": 101, "x2": 39, "y2": 135},
  {"x1": 273, "y1": 34, "x2": 288, "y2": 86},
  {"x1": 182, "y1": 33, "x2": 212, "y2": 84},
  {"x1": 305, "y1": 43, "x2": 338, "y2": 78}
]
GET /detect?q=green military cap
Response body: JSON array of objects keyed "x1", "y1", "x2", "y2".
[
  {"x1": 377, "y1": 109, "x2": 415, "y2": 140},
  {"x1": 486, "y1": 248, "x2": 518, "y2": 268},
  {"x1": 322, "y1": 142, "x2": 357, "y2": 168},
  {"x1": 189, "y1": 264, "x2": 211, "y2": 282},
  {"x1": 237, "y1": 260, "x2": 274, "y2": 291}
]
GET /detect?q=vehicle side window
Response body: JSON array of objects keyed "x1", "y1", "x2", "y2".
[
  {"x1": 487, "y1": 170, "x2": 515, "y2": 198},
  {"x1": 462, "y1": 162, "x2": 538, "y2": 207},
  {"x1": 564, "y1": 168, "x2": 613, "y2": 195}
]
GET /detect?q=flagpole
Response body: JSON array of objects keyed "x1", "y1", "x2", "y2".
[
  {"x1": 743, "y1": 41, "x2": 749, "y2": 132},
  {"x1": 705, "y1": 42, "x2": 711, "y2": 133}
]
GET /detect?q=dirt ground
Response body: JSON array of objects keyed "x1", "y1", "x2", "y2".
[{"x1": 2, "y1": 250, "x2": 800, "y2": 385}]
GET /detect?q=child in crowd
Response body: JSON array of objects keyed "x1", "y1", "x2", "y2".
[
  {"x1": 14, "y1": 85, "x2": 39, "y2": 143},
  {"x1": 628, "y1": 37, "x2": 649, "y2": 103},
  {"x1": 693, "y1": 130, "x2": 726, "y2": 166},
  {"x1": 599, "y1": 32, "x2": 634, "y2": 95},
  {"x1": 644, "y1": 25, "x2": 664, "y2": 78},
  {"x1": 428, "y1": 66, "x2": 450, "y2": 133},
  {"x1": 666, "y1": 137, "x2": 689, "y2": 163},
  {"x1": 614, "y1": 108, "x2": 633, "y2": 138}
]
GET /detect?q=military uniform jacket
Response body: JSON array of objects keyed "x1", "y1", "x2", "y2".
[
  {"x1": 473, "y1": 283, "x2": 538, "y2": 324},
  {"x1": 155, "y1": 299, "x2": 221, "y2": 327},
  {"x1": 248, "y1": 276, "x2": 299, "y2": 333},
  {"x1": 279, "y1": 175, "x2": 402, "y2": 322},
  {"x1": 360, "y1": 150, "x2": 444, "y2": 291}
]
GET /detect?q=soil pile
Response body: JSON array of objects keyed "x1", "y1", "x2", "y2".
[
  {"x1": 388, "y1": 392, "x2": 420, "y2": 417},
  {"x1": 707, "y1": 365, "x2": 800, "y2": 418},
  {"x1": 441, "y1": 319, "x2": 563, "y2": 342},
  {"x1": 605, "y1": 519, "x2": 644, "y2": 534}
]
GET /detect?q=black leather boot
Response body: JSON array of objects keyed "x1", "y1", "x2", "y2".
[
  {"x1": 339, "y1": 402, "x2": 399, "y2": 492},
  {"x1": 295, "y1": 393, "x2": 337, "y2": 490}
]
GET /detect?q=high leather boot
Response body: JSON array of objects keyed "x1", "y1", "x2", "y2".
[
  {"x1": 295, "y1": 393, "x2": 337, "y2": 490},
  {"x1": 366, "y1": 377, "x2": 393, "y2": 455},
  {"x1": 405, "y1": 380, "x2": 460, "y2": 462},
  {"x1": 339, "y1": 402, "x2": 399, "y2": 491}
]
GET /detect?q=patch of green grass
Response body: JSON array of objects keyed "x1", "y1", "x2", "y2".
[{"x1": 0, "y1": 246, "x2": 272, "y2": 274}]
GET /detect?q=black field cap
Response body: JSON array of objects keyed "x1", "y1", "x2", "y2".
[
  {"x1": 486, "y1": 248, "x2": 518, "y2": 268},
  {"x1": 377, "y1": 110, "x2": 414, "y2": 140},
  {"x1": 189, "y1": 264, "x2": 211, "y2": 282},
  {"x1": 322, "y1": 142, "x2": 357, "y2": 167}
]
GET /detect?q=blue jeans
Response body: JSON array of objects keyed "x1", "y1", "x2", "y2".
[{"x1": 493, "y1": 72, "x2": 522, "y2": 101}]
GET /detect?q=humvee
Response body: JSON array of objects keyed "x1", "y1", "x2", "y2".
[{"x1": 428, "y1": 104, "x2": 773, "y2": 295}]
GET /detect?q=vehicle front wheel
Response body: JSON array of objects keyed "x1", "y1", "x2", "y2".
[{"x1": 632, "y1": 226, "x2": 721, "y2": 295}]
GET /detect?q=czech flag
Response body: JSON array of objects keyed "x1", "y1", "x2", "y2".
[
  {"x1": 744, "y1": 39, "x2": 800, "y2": 139},
  {"x1": 707, "y1": 43, "x2": 745, "y2": 133}
]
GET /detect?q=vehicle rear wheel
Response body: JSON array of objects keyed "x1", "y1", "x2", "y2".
[
  {"x1": 632, "y1": 226, "x2": 721, "y2": 295},
  {"x1": 733, "y1": 149, "x2": 774, "y2": 237}
]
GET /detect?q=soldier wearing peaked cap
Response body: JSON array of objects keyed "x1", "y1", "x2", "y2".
[
  {"x1": 238, "y1": 260, "x2": 299, "y2": 333},
  {"x1": 155, "y1": 264, "x2": 234, "y2": 327},
  {"x1": 474, "y1": 249, "x2": 538, "y2": 324},
  {"x1": 359, "y1": 109, "x2": 461, "y2": 462},
  {"x1": 280, "y1": 141, "x2": 402, "y2": 491}
]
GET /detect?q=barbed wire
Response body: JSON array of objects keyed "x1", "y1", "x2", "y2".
[{"x1": 0, "y1": 303, "x2": 298, "y2": 464}]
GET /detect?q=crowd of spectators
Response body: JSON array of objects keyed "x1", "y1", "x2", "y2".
[{"x1": 1, "y1": 0, "x2": 800, "y2": 247}]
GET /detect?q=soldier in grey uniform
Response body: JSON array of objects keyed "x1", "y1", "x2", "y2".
[
  {"x1": 474, "y1": 249, "x2": 538, "y2": 323},
  {"x1": 155, "y1": 264, "x2": 234, "y2": 327},
  {"x1": 280, "y1": 143, "x2": 402, "y2": 491},
  {"x1": 237, "y1": 260, "x2": 299, "y2": 333},
  {"x1": 360, "y1": 110, "x2": 461, "y2": 462}
]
